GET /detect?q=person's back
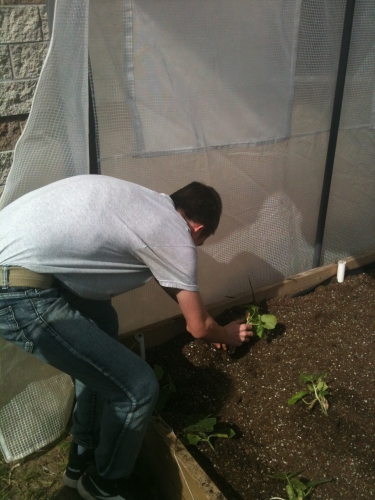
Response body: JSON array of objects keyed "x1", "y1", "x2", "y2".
[{"x1": 0, "y1": 175, "x2": 198, "y2": 299}]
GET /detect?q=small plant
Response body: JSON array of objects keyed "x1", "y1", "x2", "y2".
[
  {"x1": 180, "y1": 415, "x2": 235, "y2": 453},
  {"x1": 288, "y1": 373, "x2": 330, "y2": 416},
  {"x1": 153, "y1": 364, "x2": 177, "y2": 412},
  {"x1": 245, "y1": 304, "x2": 277, "y2": 338},
  {"x1": 269, "y1": 470, "x2": 333, "y2": 500}
]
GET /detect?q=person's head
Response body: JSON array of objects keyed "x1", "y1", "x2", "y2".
[{"x1": 170, "y1": 181, "x2": 222, "y2": 246}]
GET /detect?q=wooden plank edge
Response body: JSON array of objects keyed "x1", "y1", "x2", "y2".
[
  {"x1": 118, "y1": 249, "x2": 375, "y2": 350},
  {"x1": 141, "y1": 416, "x2": 225, "y2": 500}
]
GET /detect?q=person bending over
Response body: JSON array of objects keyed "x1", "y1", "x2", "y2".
[{"x1": 0, "y1": 175, "x2": 252, "y2": 500}]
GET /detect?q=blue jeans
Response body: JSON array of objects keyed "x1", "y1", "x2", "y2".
[{"x1": 0, "y1": 283, "x2": 159, "y2": 479}]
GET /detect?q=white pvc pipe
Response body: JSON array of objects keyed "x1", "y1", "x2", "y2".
[
  {"x1": 134, "y1": 332, "x2": 146, "y2": 360},
  {"x1": 337, "y1": 260, "x2": 346, "y2": 283}
]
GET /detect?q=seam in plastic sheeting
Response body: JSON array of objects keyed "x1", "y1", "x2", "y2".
[{"x1": 124, "y1": 0, "x2": 146, "y2": 156}]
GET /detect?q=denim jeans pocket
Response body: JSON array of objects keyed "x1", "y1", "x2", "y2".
[{"x1": 0, "y1": 305, "x2": 33, "y2": 353}]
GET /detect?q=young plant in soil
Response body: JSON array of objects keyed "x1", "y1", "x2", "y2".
[
  {"x1": 288, "y1": 373, "x2": 330, "y2": 416},
  {"x1": 269, "y1": 470, "x2": 332, "y2": 500},
  {"x1": 245, "y1": 304, "x2": 277, "y2": 338},
  {"x1": 153, "y1": 364, "x2": 177, "y2": 412},
  {"x1": 179, "y1": 415, "x2": 235, "y2": 453}
]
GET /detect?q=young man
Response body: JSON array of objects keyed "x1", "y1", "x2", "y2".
[{"x1": 0, "y1": 175, "x2": 252, "y2": 500}]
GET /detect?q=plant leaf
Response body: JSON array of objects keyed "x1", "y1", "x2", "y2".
[
  {"x1": 254, "y1": 324, "x2": 264, "y2": 338},
  {"x1": 299, "y1": 373, "x2": 314, "y2": 383},
  {"x1": 261, "y1": 314, "x2": 277, "y2": 329},
  {"x1": 285, "y1": 484, "x2": 296, "y2": 500},
  {"x1": 185, "y1": 434, "x2": 202, "y2": 446},
  {"x1": 290, "y1": 478, "x2": 307, "y2": 491},
  {"x1": 288, "y1": 391, "x2": 309, "y2": 405},
  {"x1": 214, "y1": 428, "x2": 235, "y2": 439},
  {"x1": 183, "y1": 417, "x2": 217, "y2": 433},
  {"x1": 305, "y1": 478, "x2": 333, "y2": 488},
  {"x1": 287, "y1": 470, "x2": 305, "y2": 479},
  {"x1": 246, "y1": 305, "x2": 259, "y2": 318},
  {"x1": 316, "y1": 380, "x2": 327, "y2": 391}
]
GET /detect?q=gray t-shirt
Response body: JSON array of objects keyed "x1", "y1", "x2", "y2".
[{"x1": 0, "y1": 175, "x2": 199, "y2": 300}]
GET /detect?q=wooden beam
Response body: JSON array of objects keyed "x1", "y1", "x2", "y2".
[
  {"x1": 141, "y1": 417, "x2": 225, "y2": 500},
  {"x1": 208, "y1": 248, "x2": 375, "y2": 317},
  {"x1": 118, "y1": 249, "x2": 375, "y2": 349}
]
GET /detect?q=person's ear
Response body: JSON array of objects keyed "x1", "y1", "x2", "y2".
[
  {"x1": 177, "y1": 208, "x2": 204, "y2": 235},
  {"x1": 189, "y1": 222, "x2": 204, "y2": 236}
]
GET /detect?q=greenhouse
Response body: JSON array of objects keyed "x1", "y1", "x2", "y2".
[{"x1": 0, "y1": 0, "x2": 374, "y2": 498}]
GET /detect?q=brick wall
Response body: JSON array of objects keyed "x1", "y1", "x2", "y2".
[{"x1": 0, "y1": 0, "x2": 50, "y2": 196}]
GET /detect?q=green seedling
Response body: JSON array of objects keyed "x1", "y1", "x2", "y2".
[
  {"x1": 180, "y1": 415, "x2": 235, "y2": 453},
  {"x1": 269, "y1": 470, "x2": 333, "y2": 500},
  {"x1": 288, "y1": 373, "x2": 330, "y2": 416},
  {"x1": 245, "y1": 304, "x2": 277, "y2": 339},
  {"x1": 153, "y1": 364, "x2": 177, "y2": 412}
]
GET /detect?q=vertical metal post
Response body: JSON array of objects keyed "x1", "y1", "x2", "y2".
[
  {"x1": 46, "y1": 0, "x2": 56, "y2": 37},
  {"x1": 88, "y1": 60, "x2": 100, "y2": 175},
  {"x1": 312, "y1": 0, "x2": 356, "y2": 268}
]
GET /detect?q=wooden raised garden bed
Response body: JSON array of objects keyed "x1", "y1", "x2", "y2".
[{"x1": 121, "y1": 249, "x2": 375, "y2": 500}]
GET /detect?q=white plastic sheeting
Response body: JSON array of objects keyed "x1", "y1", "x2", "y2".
[
  {"x1": 128, "y1": 1, "x2": 300, "y2": 154},
  {"x1": 0, "y1": 0, "x2": 89, "y2": 209},
  {"x1": 0, "y1": 341, "x2": 74, "y2": 462},
  {"x1": 1, "y1": 0, "x2": 375, "y2": 461},
  {"x1": 0, "y1": 0, "x2": 86, "y2": 461}
]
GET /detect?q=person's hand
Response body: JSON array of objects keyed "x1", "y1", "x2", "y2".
[
  {"x1": 212, "y1": 320, "x2": 253, "y2": 349},
  {"x1": 213, "y1": 320, "x2": 253, "y2": 349},
  {"x1": 212, "y1": 342, "x2": 228, "y2": 350}
]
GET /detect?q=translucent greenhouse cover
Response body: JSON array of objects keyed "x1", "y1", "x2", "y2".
[{"x1": 1, "y1": 0, "x2": 375, "y2": 460}]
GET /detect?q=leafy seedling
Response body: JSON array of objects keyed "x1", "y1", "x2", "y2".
[
  {"x1": 269, "y1": 470, "x2": 333, "y2": 500},
  {"x1": 288, "y1": 373, "x2": 330, "y2": 416},
  {"x1": 245, "y1": 304, "x2": 277, "y2": 339},
  {"x1": 153, "y1": 364, "x2": 177, "y2": 412},
  {"x1": 180, "y1": 415, "x2": 235, "y2": 453}
]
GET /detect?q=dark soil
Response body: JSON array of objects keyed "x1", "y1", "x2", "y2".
[{"x1": 147, "y1": 270, "x2": 375, "y2": 500}]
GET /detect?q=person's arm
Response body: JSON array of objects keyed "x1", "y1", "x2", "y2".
[{"x1": 161, "y1": 286, "x2": 252, "y2": 347}]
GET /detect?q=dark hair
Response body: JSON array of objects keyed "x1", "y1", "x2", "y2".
[{"x1": 170, "y1": 181, "x2": 222, "y2": 237}]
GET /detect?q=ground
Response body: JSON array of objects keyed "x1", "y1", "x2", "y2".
[
  {"x1": 0, "y1": 432, "x2": 79, "y2": 500},
  {"x1": 1, "y1": 270, "x2": 374, "y2": 499}
]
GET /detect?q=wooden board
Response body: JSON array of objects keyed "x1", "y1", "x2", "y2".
[
  {"x1": 142, "y1": 417, "x2": 225, "y2": 500},
  {"x1": 119, "y1": 249, "x2": 375, "y2": 349}
]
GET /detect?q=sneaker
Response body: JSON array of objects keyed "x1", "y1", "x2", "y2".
[
  {"x1": 62, "y1": 441, "x2": 96, "y2": 489},
  {"x1": 77, "y1": 465, "x2": 151, "y2": 500}
]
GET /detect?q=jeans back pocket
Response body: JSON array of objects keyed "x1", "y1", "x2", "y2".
[{"x1": 0, "y1": 306, "x2": 33, "y2": 353}]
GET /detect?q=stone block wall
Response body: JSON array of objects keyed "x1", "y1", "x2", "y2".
[{"x1": 0, "y1": 0, "x2": 49, "y2": 196}]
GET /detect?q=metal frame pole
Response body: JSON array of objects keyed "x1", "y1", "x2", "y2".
[
  {"x1": 46, "y1": 0, "x2": 56, "y2": 36},
  {"x1": 312, "y1": 0, "x2": 356, "y2": 268},
  {"x1": 88, "y1": 59, "x2": 100, "y2": 175}
]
